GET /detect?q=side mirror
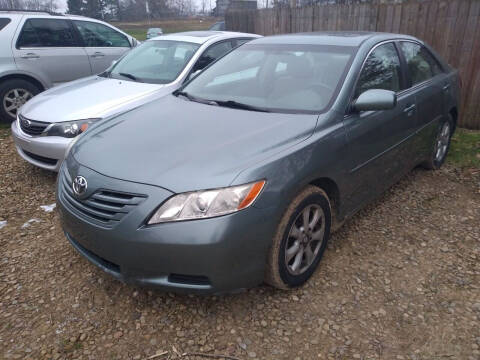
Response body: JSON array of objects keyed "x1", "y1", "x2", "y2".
[{"x1": 353, "y1": 89, "x2": 397, "y2": 112}]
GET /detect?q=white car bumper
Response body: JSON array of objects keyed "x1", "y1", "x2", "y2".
[{"x1": 11, "y1": 120, "x2": 71, "y2": 172}]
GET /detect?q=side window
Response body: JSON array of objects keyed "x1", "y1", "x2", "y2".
[
  {"x1": 400, "y1": 42, "x2": 442, "y2": 86},
  {"x1": 355, "y1": 43, "x2": 402, "y2": 98},
  {"x1": 194, "y1": 41, "x2": 233, "y2": 71},
  {"x1": 73, "y1": 21, "x2": 130, "y2": 47},
  {"x1": 17, "y1": 19, "x2": 78, "y2": 48},
  {"x1": 0, "y1": 18, "x2": 11, "y2": 32}
]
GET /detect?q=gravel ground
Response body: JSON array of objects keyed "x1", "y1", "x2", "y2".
[{"x1": 1, "y1": 127, "x2": 479, "y2": 360}]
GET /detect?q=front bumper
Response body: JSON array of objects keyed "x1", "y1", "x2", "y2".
[
  {"x1": 11, "y1": 120, "x2": 71, "y2": 172},
  {"x1": 57, "y1": 161, "x2": 278, "y2": 294}
]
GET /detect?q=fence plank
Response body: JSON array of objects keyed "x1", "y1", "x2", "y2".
[{"x1": 226, "y1": 0, "x2": 480, "y2": 129}]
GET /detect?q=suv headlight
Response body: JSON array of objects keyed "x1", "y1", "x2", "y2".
[
  {"x1": 45, "y1": 119, "x2": 100, "y2": 138},
  {"x1": 148, "y1": 180, "x2": 265, "y2": 224}
]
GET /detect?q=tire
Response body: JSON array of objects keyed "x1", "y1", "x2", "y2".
[
  {"x1": 0, "y1": 79, "x2": 41, "y2": 123},
  {"x1": 265, "y1": 185, "x2": 331, "y2": 289},
  {"x1": 422, "y1": 114, "x2": 454, "y2": 170}
]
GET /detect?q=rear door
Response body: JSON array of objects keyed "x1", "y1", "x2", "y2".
[
  {"x1": 398, "y1": 41, "x2": 447, "y2": 161},
  {"x1": 13, "y1": 17, "x2": 92, "y2": 86},
  {"x1": 343, "y1": 42, "x2": 417, "y2": 212},
  {"x1": 73, "y1": 20, "x2": 131, "y2": 74}
]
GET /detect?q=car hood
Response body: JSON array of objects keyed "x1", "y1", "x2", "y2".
[
  {"x1": 72, "y1": 95, "x2": 318, "y2": 193},
  {"x1": 21, "y1": 76, "x2": 168, "y2": 122}
]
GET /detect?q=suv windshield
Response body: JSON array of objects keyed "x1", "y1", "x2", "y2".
[
  {"x1": 182, "y1": 43, "x2": 355, "y2": 113},
  {"x1": 106, "y1": 40, "x2": 200, "y2": 84}
]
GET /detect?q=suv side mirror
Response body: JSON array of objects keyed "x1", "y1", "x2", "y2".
[{"x1": 353, "y1": 89, "x2": 397, "y2": 112}]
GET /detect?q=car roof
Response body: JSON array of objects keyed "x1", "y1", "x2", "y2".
[
  {"x1": 152, "y1": 31, "x2": 261, "y2": 44},
  {"x1": 249, "y1": 31, "x2": 419, "y2": 47}
]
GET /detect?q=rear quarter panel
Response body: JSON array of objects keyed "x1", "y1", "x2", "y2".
[{"x1": 0, "y1": 15, "x2": 20, "y2": 77}]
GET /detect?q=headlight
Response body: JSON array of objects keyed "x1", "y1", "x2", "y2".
[
  {"x1": 45, "y1": 119, "x2": 100, "y2": 138},
  {"x1": 148, "y1": 180, "x2": 265, "y2": 224}
]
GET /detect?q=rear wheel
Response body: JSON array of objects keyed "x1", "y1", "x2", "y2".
[
  {"x1": 265, "y1": 186, "x2": 331, "y2": 289},
  {"x1": 0, "y1": 79, "x2": 41, "y2": 123},
  {"x1": 423, "y1": 115, "x2": 453, "y2": 170}
]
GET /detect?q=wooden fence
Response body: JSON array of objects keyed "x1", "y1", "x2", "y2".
[{"x1": 226, "y1": 0, "x2": 480, "y2": 129}]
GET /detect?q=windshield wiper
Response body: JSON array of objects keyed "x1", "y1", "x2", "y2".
[
  {"x1": 213, "y1": 100, "x2": 270, "y2": 113},
  {"x1": 174, "y1": 91, "x2": 218, "y2": 106},
  {"x1": 118, "y1": 72, "x2": 138, "y2": 81}
]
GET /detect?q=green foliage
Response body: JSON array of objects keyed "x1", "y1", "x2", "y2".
[{"x1": 447, "y1": 129, "x2": 480, "y2": 169}]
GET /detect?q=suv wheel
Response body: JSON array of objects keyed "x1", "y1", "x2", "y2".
[
  {"x1": 0, "y1": 79, "x2": 41, "y2": 123},
  {"x1": 265, "y1": 186, "x2": 331, "y2": 289}
]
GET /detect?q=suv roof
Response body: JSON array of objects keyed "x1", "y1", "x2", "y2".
[{"x1": 0, "y1": 10, "x2": 116, "y2": 23}]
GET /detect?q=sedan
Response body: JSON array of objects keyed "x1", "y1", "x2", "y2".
[
  {"x1": 57, "y1": 32, "x2": 460, "y2": 294},
  {"x1": 11, "y1": 31, "x2": 259, "y2": 171},
  {"x1": 146, "y1": 27, "x2": 163, "y2": 39}
]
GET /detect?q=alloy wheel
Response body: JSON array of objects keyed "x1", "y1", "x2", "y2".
[
  {"x1": 435, "y1": 122, "x2": 451, "y2": 163},
  {"x1": 285, "y1": 204, "x2": 325, "y2": 276},
  {"x1": 3, "y1": 88, "x2": 33, "y2": 119}
]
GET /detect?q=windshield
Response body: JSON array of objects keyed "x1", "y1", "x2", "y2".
[
  {"x1": 181, "y1": 43, "x2": 355, "y2": 113},
  {"x1": 107, "y1": 40, "x2": 200, "y2": 84}
]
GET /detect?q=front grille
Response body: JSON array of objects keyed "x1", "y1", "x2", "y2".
[
  {"x1": 19, "y1": 115, "x2": 50, "y2": 136},
  {"x1": 23, "y1": 150, "x2": 57, "y2": 166},
  {"x1": 60, "y1": 167, "x2": 147, "y2": 228}
]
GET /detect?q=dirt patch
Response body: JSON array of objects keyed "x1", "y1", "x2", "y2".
[{"x1": 1, "y1": 128, "x2": 479, "y2": 360}]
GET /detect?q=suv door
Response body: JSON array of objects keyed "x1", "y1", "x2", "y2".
[
  {"x1": 398, "y1": 41, "x2": 447, "y2": 161},
  {"x1": 73, "y1": 20, "x2": 131, "y2": 74},
  {"x1": 13, "y1": 17, "x2": 92, "y2": 86},
  {"x1": 343, "y1": 42, "x2": 417, "y2": 212}
]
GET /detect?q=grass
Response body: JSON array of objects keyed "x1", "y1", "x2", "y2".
[
  {"x1": 112, "y1": 17, "x2": 221, "y2": 40},
  {"x1": 448, "y1": 128, "x2": 480, "y2": 169}
]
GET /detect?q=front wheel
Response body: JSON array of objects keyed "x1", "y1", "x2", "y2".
[
  {"x1": 265, "y1": 186, "x2": 331, "y2": 289},
  {"x1": 423, "y1": 115, "x2": 454, "y2": 170}
]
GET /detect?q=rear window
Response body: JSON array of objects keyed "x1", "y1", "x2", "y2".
[{"x1": 0, "y1": 18, "x2": 11, "y2": 31}]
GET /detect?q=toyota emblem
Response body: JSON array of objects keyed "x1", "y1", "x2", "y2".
[
  {"x1": 72, "y1": 176, "x2": 88, "y2": 196},
  {"x1": 22, "y1": 118, "x2": 31, "y2": 128}
]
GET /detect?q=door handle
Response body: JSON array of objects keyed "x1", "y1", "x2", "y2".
[
  {"x1": 403, "y1": 104, "x2": 416, "y2": 115},
  {"x1": 443, "y1": 84, "x2": 451, "y2": 91},
  {"x1": 21, "y1": 52, "x2": 40, "y2": 59},
  {"x1": 91, "y1": 52, "x2": 105, "y2": 58}
]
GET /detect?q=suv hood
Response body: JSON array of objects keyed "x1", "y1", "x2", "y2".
[
  {"x1": 72, "y1": 95, "x2": 318, "y2": 193},
  {"x1": 21, "y1": 76, "x2": 169, "y2": 122}
]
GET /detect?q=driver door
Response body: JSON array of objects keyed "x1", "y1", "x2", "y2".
[{"x1": 342, "y1": 42, "x2": 417, "y2": 212}]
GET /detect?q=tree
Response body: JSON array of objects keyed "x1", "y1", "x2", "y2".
[{"x1": 67, "y1": 0, "x2": 85, "y2": 15}]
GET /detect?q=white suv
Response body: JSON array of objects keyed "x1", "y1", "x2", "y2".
[{"x1": 0, "y1": 10, "x2": 138, "y2": 123}]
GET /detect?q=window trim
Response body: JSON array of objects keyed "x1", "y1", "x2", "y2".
[
  {"x1": 397, "y1": 39, "x2": 445, "y2": 91},
  {"x1": 72, "y1": 20, "x2": 131, "y2": 48},
  {"x1": 15, "y1": 18, "x2": 81, "y2": 49},
  {"x1": 346, "y1": 40, "x2": 406, "y2": 115}
]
